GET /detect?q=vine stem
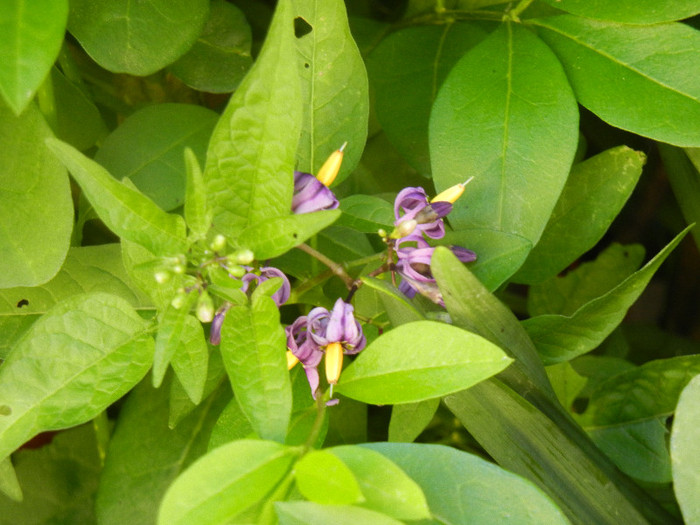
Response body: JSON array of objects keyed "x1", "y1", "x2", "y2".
[{"x1": 296, "y1": 243, "x2": 357, "y2": 289}]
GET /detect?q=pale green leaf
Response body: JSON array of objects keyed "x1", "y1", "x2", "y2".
[
  {"x1": 659, "y1": 144, "x2": 700, "y2": 250},
  {"x1": 337, "y1": 195, "x2": 394, "y2": 233},
  {"x1": 671, "y1": 373, "x2": 700, "y2": 524},
  {"x1": 388, "y1": 398, "x2": 439, "y2": 443},
  {"x1": 184, "y1": 147, "x2": 212, "y2": 240},
  {"x1": 539, "y1": 0, "x2": 700, "y2": 24},
  {"x1": 275, "y1": 502, "x2": 403, "y2": 525},
  {"x1": 170, "y1": 316, "x2": 209, "y2": 405},
  {"x1": 153, "y1": 294, "x2": 199, "y2": 389},
  {"x1": 295, "y1": 450, "x2": 363, "y2": 505}
]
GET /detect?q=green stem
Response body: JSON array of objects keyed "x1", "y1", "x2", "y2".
[{"x1": 296, "y1": 243, "x2": 357, "y2": 289}]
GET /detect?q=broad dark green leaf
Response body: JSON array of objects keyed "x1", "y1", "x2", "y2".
[
  {"x1": 95, "y1": 103, "x2": 218, "y2": 211},
  {"x1": 292, "y1": 0, "x2": 368, "y2": 184},
  {"x1": 365, "y1": 442, "x2": 570, "y2": 524},
  {"x1": 204, "y1": 0, "x2": 301, "y2": 236},
  {"x1": 671, "y1": 373, "x2": 700, "y2": 524},
  {"x1": 522, "y1": 227, "x2": 690, "y2": 365},
  {"x1": 533, "y1": 16, "x2": 700, "y2": 147},
  {"x1": 388, "y1": 398, "x2": 439, "y2": 443},
  {"x1": 158, "y1": 440, "x2": 296, "y2": 525},
  {"x1": 208, "y1": 398, "x2": 255, "y2": 450},
  {"x1": 545, "y1": 362, "x2": 587, "y2": 411},
  {"x1": 0, "y1": 424, "x2": 99, "y2": 524},
  {"x1": 153, "y1": 294, "x2": 199, "y2": 389},
  {"x1": 336, "y1": 320, "x2": 512, "y2": 404},
  {"x1": 170, "y1": 316, "x2": 209, "y2": 405},
  {"x1": 0, "y1": 102, "x2": 72, "y2": 288},
  {"x1": 47, "y1": 138, "x2": 188, "y2": 256},
  {"x1": 0, "y1": 0, "x2": 68, "y2": 115},
  {"x1": 184, "y1": 148, "x2": 212, "y2": 240},
  {"x1": 0, "y1": 293, "x2": 153, "y2": 464},
  {"x1": 367, "y1": 22, "x2": 487, "y2": 174},
  {"x1": 516, "y1": 146, "x2": 645, "y2": 284},
  {"x1": 220, "y1": 294, "x2": 292, "y2": 442},
  {"x1": 295, "y1": 450, "x2": 363, "y2": 505},
  {"x1": 275, "y1": 502, "x2": 402, "y2": 525},
  {"x1": 52, "y1": 67, "x2": 106, "y2": 150},
  {"x1": 324, "y1": 397, "x2": 367, "y2": 446},
  {"x1": 96, "y1": 379, "x2": 230, "y2": 525},
  {"x1": 169, "y1": 0, "x2": 252, "y2": 93},
  {"x1": 337, "y1": 195, "x2": 394, "y2": 233},
  {"x1": 659, "y1": 144, "x2": 700, "y2": 250},
  {"x1": 430, "y1": 23, "x2": 578, "y2": 277},
  {"x1": 528, "y1": 243, "x2": 645, "y2": 317},
  {"x1": 330, "y1": 446, "x2": 430, "y2": 520},
  {"x1": 67, "y1": 0, "x2": 209, "y2": 75},
  {"x1": 540, "y1": 0, "x2": 700, "y2": 24},
  {"x1": 236, "y1": 209, "x2": 340, "y2": 259}
]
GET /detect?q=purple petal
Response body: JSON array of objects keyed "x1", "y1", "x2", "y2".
[
  {"x1": 394, "y1": 186, "x2": 429, "y2": 220},
  {"x1": 292, "y1": 172, "x2": 339, "y2": 214},
  {"x1": 209, "y1": 304, "x2": 231, "y2": 345},
  {"x1": 260, "y1": 266, "x2": 291, "y2": 305},
  {"x1": 304, "y1": 366, "x2": 320, "y2": 399},
  {"x1": 451, "y1": 245, "x2": 477, "y2": 263}
]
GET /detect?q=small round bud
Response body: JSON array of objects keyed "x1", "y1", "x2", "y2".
[
  {"x1": 210, "y1": 234, "x2": 227, "y2": 252},
  {"x1": 196, "y1": 291, "x2": 215, "y2": 323},
  {"x1": 226, "y1": 264, "x2": 246, "y2": 278},
  {"x1": 389, "y1": 219, "x2": 417, "y2": 239},
  {"x1": 172, "y1": 264, "x2": 186, "y2": 274},
  {"x1": 377, "y1": 228, "x2": 387, "y2": 238},
  {"x1": 170, "y1": 290, "x2": 187, "y2": 309},
  {"x1": 154, "y1": 270, "x2": 171, "y2": 284},
  {"x1": 231, "y1": 248, "x2": 254, "y2": 266}
]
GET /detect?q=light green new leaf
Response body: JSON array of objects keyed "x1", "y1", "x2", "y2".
[
  {"x1": 292, "y1": 0, "x2": 368, "y2": 184},
  {"x1": 330, "y1": 446, "x2": 430, "y2": 520},
  {"x1": 220, "y1": 294, "x2": 292, "y2": 443},
  {"x1": 184, "y1": 148, "x2": 212, "y2": 240},
  {"x1": 336, "y1": 320, "x2": 512, "y2": 405},
  {"x1": 67, "y1": 0, "x2": 209, "y2": 75},
  {"x1": 388, "y1": 398, "x2": 439, "y2": 443},
  {"x1": 204, "y1": 0, "x2": 301, "y2": 236},
  {"x1": 295, "y1": 450, "x2": 363, "y2": 505},
  {"x1": 153, "y1": 293, "x2": 199, "y2": 389},
  {"x1": 516, "y1": 146, "x2": 645, "y2": 284},
  {"x1": 170, "y1": 316, "x2": 209, "y2": 405},
  {"x1": 96, "y1": 378, "x2": 229, "y2": 525},
  {"x1": 94, "y1": 103, "x2": 218, "y2": 211},
  {"x1": 0, "y1": 293, "x2": 154, "y2": 464},
  {"x1": 0, "y1": 457, "x2": 21, "y2": 502},
  {"x1": 365, "y1": 442, "x2": 570, "y2": 524},
  {"x1": 659, "y1": 144, "x2": 700, "y2": 250},
  {"x1": 533, "y1": 16, "x2": 700, "y2": 147},
  {"x1": 430, "y1": 23, "x2": 578, "y2": 263},
  {"x1": 236, "y1": 209, "x2": 340, "y2": 260},
  {"x1": 158, "y1": 440, "x2": 296, "y2": 525},
  {"x1": 169, "y1": 0, "x2": 252, "y2": 93},
  {"x1": 47, "y1": 138, "x2": 188, "y2": 256},
  {"x1": 275, "y1": 502, "x2": 402, "y2": 525},
  {"x1": 0, "y1": 0, "x2": 68, "y2": 115},
  {"x1": 121, "y1": 240, "x2": 184, "y2": 311},
  {"x1": 337, "y1": 195, "x2": 394, "y2": 233},
  {"x1": 367, "y1": 22, "x2": 487, "y2": 174},
  {"x1": 522, "y1": 227, "x2": 690, "y2": 365},
  {"x1": 671, "y1": 373, "x2": 700, "y2": 524},
  {"x1": 540, "y1": 0, "x2": 700, "y2": 25},
  {"x1": 0, "y1": 102, "x2": 72, "y2": 288}
]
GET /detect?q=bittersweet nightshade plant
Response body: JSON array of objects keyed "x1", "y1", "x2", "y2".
[{"x1": 1, "y1": 0, "x2": 699, "y2": 524}]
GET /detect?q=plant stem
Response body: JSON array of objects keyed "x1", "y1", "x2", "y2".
[{"x1": 296, "y1": 243, "x2": 357, "y2": 289}]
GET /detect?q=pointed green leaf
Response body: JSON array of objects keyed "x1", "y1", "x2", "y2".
[
  {"x1": 0, "y1": 0, "x2": 68, "y2": 115},
  {"x1": 336, "y1": 320, "x2": 512, "y2": 405},
  {"x1": 539, "y1": 0, "x2": 700, "y2": 25},
  {"x1": 522, "y1": 227, "x2": 690, "y2": 365},
  {"x1": 337, "y1": 195, "x2": 394, "y2": 233},
  {"x1": 236, "y1": 209, "x2": 340, "y2": 260},
  {"x1": 388, "y1": 398, "x2": 439, "y2": 443},
  {"x1": 533, "y1": 16, "x2": 700, "y2": 147},
  {"x1": 220, "y1": 294, "x2": 292, "y2": 442},
  {"x1": 295, "y1": 450, "x2": 363, "y2": 505},
  {"x1": 360, "y1": 277, "x2": 424, "y2": 328},
  {"x1": 659, "y1": 144, "x2": 700, "y2": 250},
  {"x1": 275, "y1": 502, "x2": 402, "y2": 525},
  {"x1": 170, "y1": 316, "x2": 209, "y2": 405},
  {"x1": 0, "y1": 102, "x2": 72, "y2": 288},
  {"x1": 208, "y1": 398, "x2": 254, "y2": 450},
  {"x1": 153, "y1": 294, "x2": 199, "y2": 388},
  {"x1": 430, "y1": 24, "x2": 578, "y2": 267},
  {"x1": 671, "y1": 373, "x2": 700, "y2": 524},
  {"x1": 47, "y1": 138, "x2": 188, "y2": 256},
  {"x1": 204, "y1": 0, "x2": 301, "y2": 236},
  {"x1": 0, "y1": 458, "x2": 21, "y2": 502},
  {"x1": 158, "y1": 440, "x2": 296, "y2": 525},
  {"x1": 516, "y1": 146, "x2": 645, "y2": 284},
  {"x1": 0, "y1": 293, "x2": 154, "y2": 464},
  {"x1": 184, "y1": 147, "x2": 212, "y2": 240},
  {"x1": 67, "y1": 0, "x2": 209, "y2": 75}
]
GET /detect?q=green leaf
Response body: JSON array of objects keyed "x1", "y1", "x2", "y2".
[
  {"x1": 158, "y1": 440, "x2": 296, "y2": 525},
  {"x1": 208, "y1": 398, "x2": 254, "y2": 450},
  {"x1": 671, "y1": 373, "x2": 700, "y2": 524},
  {"x1": 324, "y1": 397, "x2": 367, "y2": 446},
  {"x1": 528, "y1": 243, "x2": 645, "y2": 317},
  {"x1": 0, "y1": 424, "x2": 100, "y2": 523},
  {"x1": 170, "y1": 316, "x2": 209, "y2": 405},
  {"x1": 169, "y1": 0, "x2": 252, "y2": 93},
  {"x1": 236, "y1": 209, "x2": 340, "y2": 260},
  {"x1": 532, "y1": 16, "x2": 700, "y2": 147},
  {"x1": 47, "y1": 138, "x2": 188, "y2": 256},
  {"x1": 545, "y1": 362, "x2": 587, "y2": 411},
  {"x1": 96, "y1": 379, "x2": 230, "y2": 525},
  {"x1": 153, "y1": 293, "x2": 199, "y2": 388},
  {"x1": 94, "y1": 103, "x2": 218, "y2": 211},
  {"x1": 539, "y1": 0, "x2": 700, "y2": 24},
  {"x1": 220, "y1": 294, "x2": 292, "y2": 442},
  {"x1": 295, "y1": 450, "x2": 363, "y2": 505},
  {"x1": 516, "y1": 146, "x2": 645, "y2": 284},
  {"x1": 0, "y1": 293, "x2": 154, "y2": 463},
  {"x1": 184, "y1": 148, "x2": 212, "y2": 240},
  {"x1": 67, "y1": 0, "x2": 209, "y2": 75},
  {"x1": 360, "y1": 277, "x2": 424, "y2": 328},
  {"x1": 430, "y1": 23, "x2": 578, "y2": 271},
  {"x1": 0, "y1": 102, "x2": 72, "y2": 288},
  {"x1": 292, "y1": 0, "x2": 368, "y2": 184},
  {"x1": 330, "y1": 445, "x2": 430, "y2": 520},
  {"x1": 0, "y1": 0, "x2": 68, "y2": 115},
  {"x1": 336, "y1": 320, "x2": 512, "y2": 405},
  {"x1": 522, "y1": 227, "x2": 690, "y2": 365},
  {"x1": 388, "y1": 398, "x2": 439, "y2": 443},
  {"x1": 367, "y1": 22, "x2": 487, "y2": 174},
  {"x1": 121, "y1": 240, "x2": 184, "y2": 311},
  {"x1": 336, "y1": 195, "x2": 394, "y2": 233},
  {"x1": 204, "y1": 0, "x2": 301, "y2": 236},
  {"x1": 659, "y1": 144, "x2": 700, "y2": 250},
  {"x1": 275, "y1": 502, "x2": 403, "y2": 525},
  {"x1": 365, "y1": 442, "x2": 571, "y2": 525},
  {"x1": 0, "y1": 458, "x2": 21, "y2": 502}
]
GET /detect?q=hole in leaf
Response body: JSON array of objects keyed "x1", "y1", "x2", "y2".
[
  {"x1": 293, "y1": 233, "x2": 298, "y2": 239},
  {"x1": 304, "y1": 63, "x2": 310, "y2": 69},
  {"x1": 294, "y1": 17, "x2": 313, "y2": 38},
  {"x1": 0, "y1": 405, "x2": 11, "y2": 416},
  {"x1": 16, "y1": 299, "x2": 29, "y2": 308}
]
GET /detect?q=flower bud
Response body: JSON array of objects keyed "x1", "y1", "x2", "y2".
[
  {"x1": 316, "y1": 142, "x2": 346, "y2": 187},
  {"x1": 226, "y1": 264, "x2": 246, "y2": 278},
  {"x1": 196, "y1": 291, "x2": 215, "y2": 323},
  {"x1": 154, "y1": 270, "x2": 171, "y2": 284},
  {"x1": 210, "y1": 234, "x2": 227, "y2": 252},
  {"x1": 389, "y1": 219, "x2": 417, "y2": 239},
  {"x1": 170, "y1": 289, "x2": 187, "y2": 309},
  {"x1": 229, "y1": 248, "x2": 254, "y2": 266},
  {"x1": 172, "y1": 263, "x2": 186, "y2": 275}
]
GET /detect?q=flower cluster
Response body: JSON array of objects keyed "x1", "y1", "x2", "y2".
[{"x1": 291, "y1": 143, "x2": 345, "y2": 214}]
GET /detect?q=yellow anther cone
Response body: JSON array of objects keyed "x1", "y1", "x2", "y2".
[
  {"x1": 325, "y1": 342, "x2": 344, "y2": 385},
  {"x1": 316, "y1": 142, "x2": 346, "y2": 187},
  {"x1": 431, "y1": 176, "x2": 474, "y2": 204},
  {"x1": 286, "y1": 350, "x2": 299, "y2": 370}
]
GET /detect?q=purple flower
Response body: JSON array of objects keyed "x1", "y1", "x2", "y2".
[
  {"x1": 292, "y1": 171, "x2": 339, "y2": 214},
  {"x1": 241, "y1": 266, "x2": 290, "y2": 306},
  {"x1": 285, "y1": 316, "x2": 324, "y2": 397},
  {"x1": 307, "y1": 299, "x2": 366, "y2": 354},
  {"x1": 393, "y1": 187, "x2": 451, "y2": 240}
]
